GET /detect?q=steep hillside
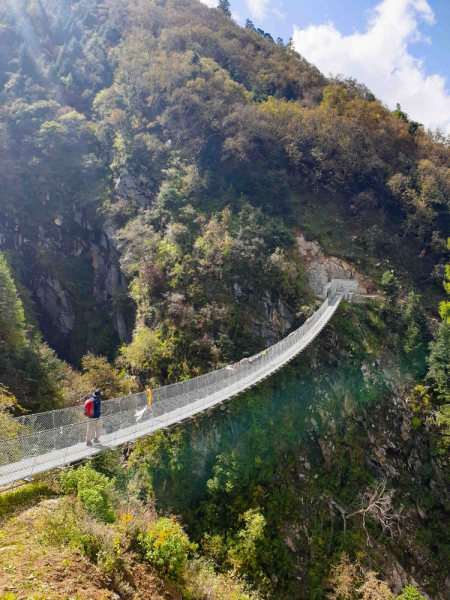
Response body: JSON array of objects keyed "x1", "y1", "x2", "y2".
[{"x1": 1, "y1": 0, "x2": 449, "y2": 373}]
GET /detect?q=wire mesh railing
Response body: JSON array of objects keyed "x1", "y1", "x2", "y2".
[
  {"x1": 0, "y1": 292, "x2": 342, "y2": 484},
  {"x1": 0, "y1": 392, "x2": 149, "y2": 438}
]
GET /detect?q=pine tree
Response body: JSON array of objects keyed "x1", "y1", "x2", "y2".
[
  {"x1": 439, "y1": 243, "x2": 450, "y2": 324},
  {"x1": 217, "y1": 0, "x2": 231, "y2": 17},
  {"x1": 401, "y1": 291, "x2": 428, "y2": 374},
  {"x1": 245, "y1": 18, "x2": 256, "y2": 31},
  {"x1": 381, "y1": 271, "x2": 399, "y2": 307},
  {"x1": 18, "y1": 44, "x2": 37, "y2": 79},
  {"x1": 428, "y1": 322, "x2": 450, "y2": 402},
  {"x1": 429, "y1": 250, "x2": 450, "y2": 401},
  {"x1": 0, "y1": 253, "x2": 26, "y2": 357}
]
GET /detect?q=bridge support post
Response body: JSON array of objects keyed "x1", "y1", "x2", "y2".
[
  {"x1": 28, "y1": 431, "x2": 42, "y2": 480},
  {"x1": 61, "y1": 429, "x2": 72, "y2": 467}
]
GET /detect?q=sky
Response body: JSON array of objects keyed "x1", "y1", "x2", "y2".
[{"x1": 200, "y1": 0, "x2": 450, "y2": 132}]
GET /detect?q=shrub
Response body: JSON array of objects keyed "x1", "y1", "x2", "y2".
[
  {"x1": 184, "y1": 558, "x2": 261, "y2": 600},
  {"x1": 227, "y1": 509, "x2": 266, "y2": 574},
  {"x1": 411, "y1": 417, "x2": 422, "y2": 429},
  {"x1": 138, "y1": 517, "x2": 197, "y2": 582},
  {"x1": 0, "y1": 593, "x2": 18, "y2": 600},
  {"x1": 409, "y1": 385, "x2": 431, "y2": 416},
  {"x1": 41, "y1": 498, "x2": 133, "y2": 597},
  {"x1": 41, "y1": 497, "x2": 103, "y2": 557},
  {"x1": 59, "y1": 464, "x2": 116, "y2": 522},
  {"x1": 397, "y1": 585, "x2": 426, "y2": 600}
]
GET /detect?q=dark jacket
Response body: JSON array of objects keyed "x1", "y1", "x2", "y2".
[{"x1": 91, "y1": 396, "x2": 101, "y2": 419}]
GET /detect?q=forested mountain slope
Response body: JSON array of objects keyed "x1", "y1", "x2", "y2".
[
  {"x1": 1, "y1": 0, "x2": 449, "y2": 375},
  {"x1": 2, "y1": 1, "x2": 450, "y2": 599}
]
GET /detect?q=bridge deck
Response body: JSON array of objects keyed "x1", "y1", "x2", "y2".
[{"x1": 0, "y1": 294, "x2": 342, "y2": 487}]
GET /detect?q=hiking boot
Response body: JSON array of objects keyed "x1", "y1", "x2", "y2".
[
  {"x1": 86, "y1": 441, "x2": 93, "y2": 447},
  {"x1": 93, "y1": 438, "x2": 101, "y2": 444}
]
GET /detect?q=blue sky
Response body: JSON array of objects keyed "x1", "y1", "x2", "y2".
[
  {"x1": 267, "y1": 0, "x2": 449, "y2": 78},
  {"x1": 201, "y1": 0, "x2": 450, "y2": 132}
]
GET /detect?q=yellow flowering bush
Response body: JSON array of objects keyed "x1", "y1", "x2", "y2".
[{"x1": 138, "y1": 517, "x2": 197, "y2": 582}]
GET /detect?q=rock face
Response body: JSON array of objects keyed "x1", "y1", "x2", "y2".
[
  {"x1": 232, "y1": 283, "x2": 293, "y2": 348},
  {"x1": 255, "y1": 291, "x2": 293, "y2": 347},
  {"x1": 114, "y1": 173, "x2": 153, "y2": 207},
  {"x1": 35, "y1": 275, "x2": 75, "y2": 336},
  {"x1": 296, "y1": 234, "x2": 379, "y2": 297},
  {"x1": 0, "y1": 207, "x2": 129, "y2": 363}
]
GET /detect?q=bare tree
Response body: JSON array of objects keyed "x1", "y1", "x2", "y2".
[{"x1": 324, "y1": 480, "x2": 404, "y2": 546}]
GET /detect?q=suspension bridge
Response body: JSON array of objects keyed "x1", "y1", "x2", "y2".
[{"x1": 0, "y1": 282, "x2": 352, "y2": 487}]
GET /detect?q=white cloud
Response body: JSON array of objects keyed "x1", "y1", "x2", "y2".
[
  {"x1": 292, "y1": 0, "x2": 450, "y2": 132},
  {"x1": 200, "y1": 0, "x2": 280, "y2": 22},
  {"x1": 199, "y1": 0, "x2": 268, "y2": 20},
  {"x1": 232, "y1": 11, "x2": 244, "y2": 25},
  {"x1": 246, "y1": 0, "x2": 271, "y2": 20},
  {"x1": 271, "y1": 6, "x2": 286, "y2": 20}
]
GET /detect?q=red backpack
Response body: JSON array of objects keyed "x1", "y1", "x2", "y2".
[{"x1": 84, "y1": 396, "x2": 94, "y2": 417}]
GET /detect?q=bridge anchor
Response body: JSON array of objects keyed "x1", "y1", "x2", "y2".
[{"x1": 323, "y1": 278, "x2": 359, "y2": 301}]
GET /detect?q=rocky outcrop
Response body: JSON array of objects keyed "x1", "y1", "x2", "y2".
[
  {"x1": 34, "y1": 274, "x2": 76, "y2": 353},
  {"x1": 114, "y1": 173, "x2": 154, "y2": 207},
  {"x1": 253, "y1": 291, "x2": 293, "y2": 347},
  {"x1": 308, "y1": 378, "x2": 447, "y2": 598},
  {"x1": 232, "y1": 282, "x2": 293, "y2": 347},
  {"x1": 296, "y1": 234, "x2": 380, "y2": 297}
]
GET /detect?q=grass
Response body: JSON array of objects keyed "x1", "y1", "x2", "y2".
[
  {"x1": 0, "y1": 482, "x2": 56, "y2": 522},
  {"x1": 0, "y1": 498, "x2": 119, "y2": 600},
  {"x1": 0, "y1": 489, "x2": 263, "y2": 600}
]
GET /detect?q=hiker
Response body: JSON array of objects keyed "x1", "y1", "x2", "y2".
[{"x1": 85, "y1": 389, "x2": 102, "y2": 446}]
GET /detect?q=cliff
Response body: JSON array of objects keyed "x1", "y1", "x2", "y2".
[{"x1": 0, "y1": 205, "x2": 129, "y2": 363}]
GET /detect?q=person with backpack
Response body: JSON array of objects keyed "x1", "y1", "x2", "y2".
[{"x1": 85, "y1": 390, "x2": 102, "y2": 446}]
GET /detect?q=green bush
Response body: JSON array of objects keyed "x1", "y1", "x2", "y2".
[
  {"x1": 411, "y1": 416, "x2": 423, "y2": 429},
  {"x1": 397, "y1": 585, "x2": 426, "y2": 600},
  {"x1": 0, "y1": 592, "x2": 18, "y2": 600},
  {"x1": 59, "y1": 464, "x2": 116, "y2": 522},
  {"x1": 226, "y1": 509, "x2": 266, "y2": 576},
  {"x1": 41, "y1": 497, "x2": 129, "y2": 597},
  {"x1": 184, "y1": 558, "x2": 261, "y2": 600},
  {"x1": 138, "y1": 517, "x2": 197, "y2": 582}
]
